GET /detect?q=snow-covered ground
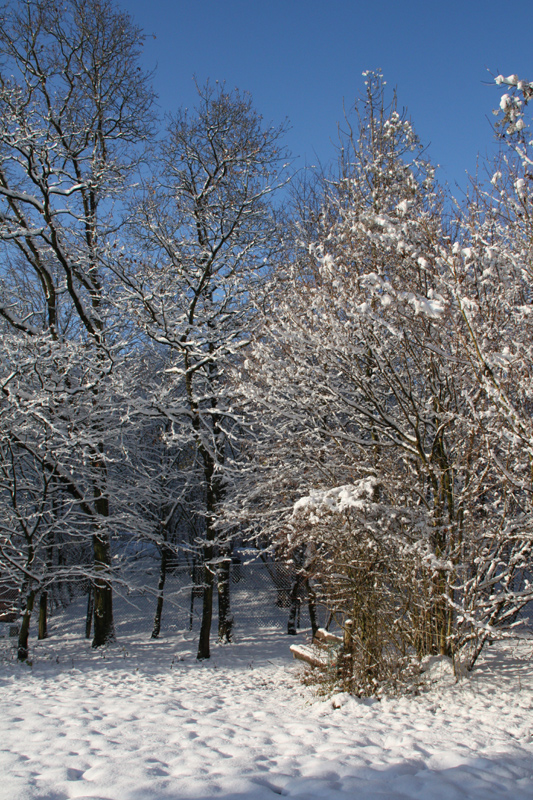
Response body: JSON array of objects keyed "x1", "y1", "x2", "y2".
[{"x1": 1, "y1": 618, "x2": 533, "y2": 800}]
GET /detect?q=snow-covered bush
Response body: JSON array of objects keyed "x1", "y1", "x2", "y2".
[
  {"x1": 290, "y1": 480, "x2": 436, "y2": 695},
  {"x1": 231, "y1": 71, "x2": 533, "y2": 694}
]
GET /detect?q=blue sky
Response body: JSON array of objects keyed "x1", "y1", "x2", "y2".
[{"x1": 122, "y1": 0, "x2": 533, "y2": 194}]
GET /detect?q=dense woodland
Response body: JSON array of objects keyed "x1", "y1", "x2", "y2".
[{"x1": 0, "y1": 0, "x2": 532, "y2": 694}]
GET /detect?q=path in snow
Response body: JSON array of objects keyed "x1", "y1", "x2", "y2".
[{"x1": 1, "y1": 624, "x2": 532, "y2": 800}]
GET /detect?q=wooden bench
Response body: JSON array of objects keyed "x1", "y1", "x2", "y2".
[{"x1": 290, "y1": 627, "x2": 344, "y2": 670}]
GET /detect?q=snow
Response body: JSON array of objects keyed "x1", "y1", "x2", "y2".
[
  {"x1": 495, "y1": 75, "x2": 520, "y2": 87},
  {"x1": 1, "y1": 621, "x2": 533, "y2": 800},
  {"x1": 515, "y1": 178, "x2": 526, "y2": 198},
  {"x1": 408, "y1": 293, "x2": 446, "y2": 318},
  {"x1": 396, "y1": 199, "x2": 410, "y2": 216},
  {"x1": 293, "y1": 478, "x2": 378, "y2": 516},
  {"x1": 500, "y1": 94, "x2": 512, "y2": 112}
]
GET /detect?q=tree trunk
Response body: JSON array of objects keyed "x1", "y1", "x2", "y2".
[
  {"x1": 217, "y1": 556, "x2": 233, "y2": 642},
  {"x1": 92, "y1": 580, "x2": 114, "y2": 647},
  {"x1": 18, "y1": 588, "x2": 36, "y2": 662},
  {"x1": 306, "y1": 579, "x2": 318, "y2": 637},
  {"x1": 196, "y1": 447, "x2": 222, "y2": 660},
  {"x1": 197, "y1": 561, "x2": 215, "y2": 659},
  {"x1": 85, "y1": 584, "x2": 94, "y2": 639},
  {"x1": 338, "y1": 618, "x2": 354, "y2": 690},
  {"x1": 151, "y1": 545, "x2": 168, "y2": 639},
  {"x1": 427, "y1": 570, "x2": 452, "y2": 657},
  {"x1": 92, "y1": 529, "x2": 115, "y2": 647},
  {"x1": 287, "y1": 574, "x2": 304, "y2": 635},
  {"x1": 38, "y1": 591, "x2": 48, "y2": 640},
  {"x1": 91, "y1": 451, "x2": 115, "y2": 648}
]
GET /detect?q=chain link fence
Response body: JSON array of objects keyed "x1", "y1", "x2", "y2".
[
  {"x1": 116, "y1": 561, "x2": 326, "y2": 636},
  {"x1": 3, "y1": 560, "x2": 530, "y2": 645},
  {"x1": 36, "y1": 561, "x2": 327, "y2": 640}
]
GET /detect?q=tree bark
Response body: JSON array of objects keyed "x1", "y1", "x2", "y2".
[
  {"x1": 38, "y1": 591, "x2": 48, "y2": 640},
  {"x1": 91, "y1": 475, "x2": 115, "y2": 648},
  {"x1": 18, "y1": 588, "x2": 36, "y2": 662},
  {"x1": 217, "y1": 556, "x2": 233, "y2": 642},
  {"x1": 92, "y1": 528, "x2": 115, "y2": 647},
  {"x1": 151, "y1": 544, "x2": 168, "y2": 639},
  {"x1": 85, "y1": 584, "x2": 94, "y2": 639},
  {"x1": 196, "y1": 446, "x2": 223, "y2": 659},
  {"x1": 197, "y1": 561, "x2": 215, "y2": 659},
  {"x1": 287, "y1": 574, "x2": 304, "y2": 635},
  {"x1": 306, "y1": 579, "x2": 318, "y2": 638}
]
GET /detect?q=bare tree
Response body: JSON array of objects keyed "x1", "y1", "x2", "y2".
[
  {"x1": 119, "y1": 82, "x2": 289, "y2": 658},
  {"x1": 0, "y1": 0, "x2": 154, "y2": 653}
]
